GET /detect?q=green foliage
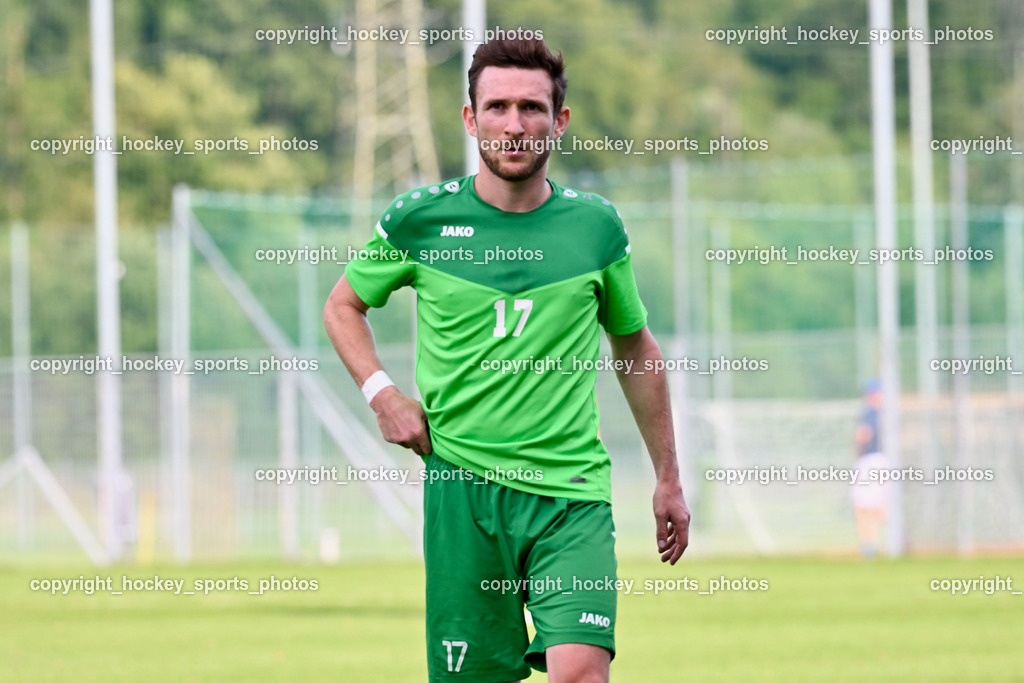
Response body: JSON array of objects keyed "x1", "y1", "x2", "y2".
[
  {"x1": 0, "y1": 0, "x2": 1020, "y2": 354},
  {"x1": 117, "y1": 55, "x2": 327, "y2": 221}
]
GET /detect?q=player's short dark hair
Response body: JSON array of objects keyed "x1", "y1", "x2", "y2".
[{"x1": 468, "y1": 38, "x2": 567, "y2": 113}]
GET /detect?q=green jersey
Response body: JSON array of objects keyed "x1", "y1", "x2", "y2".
[{"x1": 344, "y1": 175, "x2": 647, "y2": 502}]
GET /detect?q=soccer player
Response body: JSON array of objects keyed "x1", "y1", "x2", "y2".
[{"x1": 324, "y1": 37, "x2": 689, "y2": 683}]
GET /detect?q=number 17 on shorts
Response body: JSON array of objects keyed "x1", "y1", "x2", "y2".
[{"x1": 442, "y1": 640, "x2": 468, "y2": 673}]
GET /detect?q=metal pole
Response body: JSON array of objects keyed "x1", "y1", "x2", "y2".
[
  {"x1": 691, "y1": 204, "x2": 709, "y2": 384},
  {"x1": 908, "y1": 0, "x2": 939, "y2": 483},
  {"x1": 869, "y1": 0, "x2": 903, "y2": 555},
  {"x1": 1014, "y1": 44, "x2": 1024, "y2": 207},
  {"x1": 670, "y1": 160, "x2": 692, "y2": 499},
  {"x1": 949, "y1": 153, "x2": 972, "y2": 555},
  {"x1": 853, "y1": 212, "x2": 875, "y2": 384},
  {"x1": 278, "y1": 373, "x2": 300, "y2": 561},
  {"x1": 1006, "y1": 207, "x2": 1023, "y2": 398},
  {"x1": 170, "y1": 184, "x2": 192, "y2": 561},
  {"x1": 462, "y1": 0, "x2": 485, "y2": 176},
  {"x1": 710, "y1": 223, "x2": 732, "y2": 402},
  {"x1": 90, "y1": 0, "x2": 124, "y2": 560},
  {"x1": 11, "y1": 223, "x2": 33, "y2": 549},
  {"x1": 1003, "y1": 206, "x2": 1024, "y2": 529},
  {"x1": 156, "y1": 227, "x2": 174, "y2": 552},
  {"x1": 298, "y1": 222, "x2": 322, "y2": 539}
]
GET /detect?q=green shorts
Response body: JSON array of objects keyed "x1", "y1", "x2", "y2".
[{"x1": 424, "y1": 453, "x2": 617, "y2": 682}]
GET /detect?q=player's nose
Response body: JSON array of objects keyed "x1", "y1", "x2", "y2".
[{"x1": 504, "y1": 108, "x2": 526, "y2": 136}]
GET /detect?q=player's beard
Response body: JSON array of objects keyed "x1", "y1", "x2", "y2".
[{"x1": 478, "y1": 138, "x2": 552, "y2": 182}]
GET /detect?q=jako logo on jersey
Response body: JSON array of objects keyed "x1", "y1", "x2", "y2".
[
  {"x1": 578, "y1": 612, "x2": 611, "y2": 627},
  {"x1": 444, "y1": 180, "x2": 460, "y2": 193},
  {"x1": 440, "y1": 225, "x2": 475, "y2": 237}
]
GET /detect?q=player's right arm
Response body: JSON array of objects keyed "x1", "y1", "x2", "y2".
[{"x1": 323, "y1": 275, "x2": 432, "y2": 455}]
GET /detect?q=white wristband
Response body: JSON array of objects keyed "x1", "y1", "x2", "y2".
[{"x1": 361, "y1": 370, "x2": 395, "y2": 405}]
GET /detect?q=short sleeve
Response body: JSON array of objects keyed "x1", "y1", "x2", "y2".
[
  {"x1": 597, "y1": 253, "x2": 648, "y2": 335},
  {"x1": 343, "y1": 216, "x2": 416, "y2": 308}
]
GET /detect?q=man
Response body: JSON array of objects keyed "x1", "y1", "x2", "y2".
[
  {"x1": 853, "y1": 379, "x2": 890, "y2": 558},
  {"x1": 324, "y1": 38, "x2": 689, "y2": 683}
]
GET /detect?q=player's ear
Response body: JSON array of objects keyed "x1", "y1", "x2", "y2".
[
  {"x1": 554, "y1": 106, "x2": 570, "y2": 139},
  {"x1": 462, "y1": 104, "x2": 478, "y2": 137}
]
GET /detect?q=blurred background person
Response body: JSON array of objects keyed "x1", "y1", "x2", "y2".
[{"x1": 853, "y1": 379, "x2": 890, "y2": 558}]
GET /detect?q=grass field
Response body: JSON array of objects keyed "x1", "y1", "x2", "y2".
[{"x1": 3, "y1": 555, "x2": 1023, "y2": 682}]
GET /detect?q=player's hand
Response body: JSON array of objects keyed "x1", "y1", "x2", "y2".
[
  {"x1": 370, "y1": 386, "x2": 433, "y2": 456},
  {"x1": 653, "y1": 479, "x2": 690, "y2": 564}
]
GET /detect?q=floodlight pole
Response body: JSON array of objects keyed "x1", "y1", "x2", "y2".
[
  {"x1": 949, "y1": 154, "x2": 973, "y2": 554},
  {"x1": 908, "y1": 0, "x2": 939, "y2": 489},
  {"x1": 869, "y1": 0, "x2": 903, "y2": 555},
  {"x1": 462, "y1": 0, "x2": 485, "y2": 175},
  {"x1": 90, "y1": 0, "x2": 124, "y2": 560}
]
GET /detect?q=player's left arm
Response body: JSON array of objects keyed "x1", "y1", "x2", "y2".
[{"x1": 608, "y1": 326, "x2": 690, "y2": 564}]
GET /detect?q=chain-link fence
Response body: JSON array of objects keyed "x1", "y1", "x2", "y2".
[{"x1": 2, "y1": 154, "x2": 1022, "y2": 562}]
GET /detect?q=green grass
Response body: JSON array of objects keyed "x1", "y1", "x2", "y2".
[{"x1": 3, "y1": 556, "x2": 1023, "y2": 681}]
